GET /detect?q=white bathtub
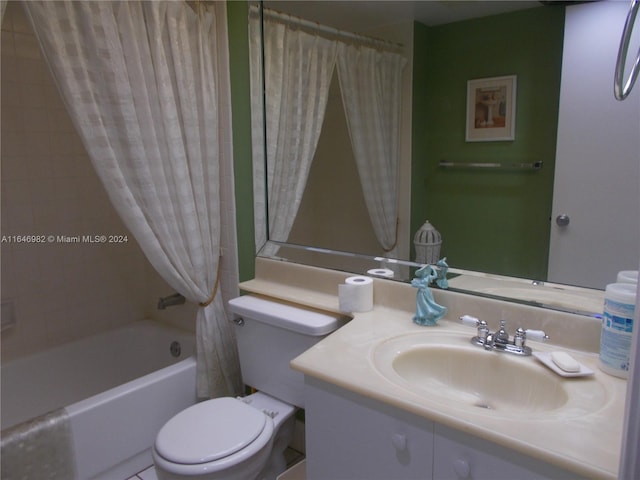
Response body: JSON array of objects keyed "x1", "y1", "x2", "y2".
[{"x1": 1, "y1": 320, "x2": 197, "y2": 479}]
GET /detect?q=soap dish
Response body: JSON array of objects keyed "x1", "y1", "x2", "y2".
[{"x1": 533, "y1": 351, "x2": 594, "y2": 377}]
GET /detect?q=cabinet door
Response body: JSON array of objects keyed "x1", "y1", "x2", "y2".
[
  {"x1": 305, "y1": 378, "x2": 435, "y2": 480},
  {"x1": 433, "y1": 423, "x2": 585, "y2": 480}
]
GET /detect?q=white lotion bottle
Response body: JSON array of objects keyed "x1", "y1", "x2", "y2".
[{"x1": 599, "y1": 282, "x2": 637, "y2": 378}]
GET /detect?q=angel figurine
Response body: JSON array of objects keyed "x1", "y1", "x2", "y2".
[{"x1": 411, "y1": 264, "x2": 447, "y2": 326}]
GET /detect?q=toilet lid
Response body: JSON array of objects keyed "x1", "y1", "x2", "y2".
[{"x1": 155, "y1": 397, "x2": 267, "y2": 465}]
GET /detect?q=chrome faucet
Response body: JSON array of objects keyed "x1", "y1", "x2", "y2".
[
  {"x1": 460, "y1": 317, "x2": 548, "y2": 357},
  {"x1": 483, "y1": 332, "x2": 496, "y2": 351}
]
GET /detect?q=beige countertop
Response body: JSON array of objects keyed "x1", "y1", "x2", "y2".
[{"x1": 240, "y1": 258, "x2": 626, "y2": 480}]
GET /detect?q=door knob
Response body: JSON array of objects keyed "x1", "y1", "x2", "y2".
[
  {"x1": 453, "y1": 458, "x2": 471, "y2": 478},
  {"x1": 556, "y1": 214, "x2": 570, "y2": 227},
  {"x1": 390, "y1": 433, "x2": 407, "y2": 452}
]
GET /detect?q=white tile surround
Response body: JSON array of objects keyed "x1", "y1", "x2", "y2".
[{"x1": 1, "y1": 1, "x2": 239, "y2": 362}]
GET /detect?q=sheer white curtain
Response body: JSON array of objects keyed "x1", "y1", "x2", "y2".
[
  {"x1": 250, "y1": 13, "x2": 337, "y2": 252},
  {"x1": 24, "y1": 1, "x2": 242, "y2": 399},
  {"x1": 248, "y1": 11, "x2": 267, "y2": 251},
  {"x1": 336, "y1": 44, "x2": 406, "y2": 255}
]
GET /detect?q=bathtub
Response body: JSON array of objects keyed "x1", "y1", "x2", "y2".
[{"x1": 1, "y1": 320, "x2": 198, "y2": 479}]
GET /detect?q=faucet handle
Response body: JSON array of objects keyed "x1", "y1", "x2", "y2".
[
  {"x1": 459, "y1": 316, "x2": 489, "y2": 341},
  {"x1": 525, "y1": 329, "x2": 549, "y2": 342},
  {"x1": 460, "y1": 315, "x2": 480, "y2": 327}
]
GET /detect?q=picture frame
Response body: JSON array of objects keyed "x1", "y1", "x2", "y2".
[{"x1": 466, "y1": 75, "x2": 517, "y2": 142}]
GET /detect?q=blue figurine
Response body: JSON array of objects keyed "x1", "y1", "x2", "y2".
[
  {"x1": 435, "y1": 257, "x2": 449, "y2": 289},
  {"x1": 411, "y1": 263, "x2": 447, "y2": 326}
]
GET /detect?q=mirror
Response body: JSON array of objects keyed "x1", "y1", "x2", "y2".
[{"x1": 253, "y1": 1, "x2": 639, "y2": 317}]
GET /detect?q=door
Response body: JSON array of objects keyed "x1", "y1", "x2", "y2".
[{"x1": 548, "y1": 1, "x2": 640, "y2": 289}]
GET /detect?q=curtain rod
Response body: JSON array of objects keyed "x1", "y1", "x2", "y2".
[{"x1": 250, "y1": 4, "x2": 404, "y2": 53}]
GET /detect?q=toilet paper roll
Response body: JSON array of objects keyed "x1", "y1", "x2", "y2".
[
  {"x1": 339, "y1": 276, "x2": 374, "y2": 313},
  {"x1": 617, "y1": 270, "x2": 638, "y2": 284},
  {"x1": 367, "y1": 268, "x2": 395, "y2": 279}
]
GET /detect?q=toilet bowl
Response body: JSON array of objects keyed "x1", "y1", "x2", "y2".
[
  {"x1": 152, "y1": 295, "x2": 347, "y2": 480},
  {"x1": 153, "y1": 393, "x2": 295, "y2": 480}
]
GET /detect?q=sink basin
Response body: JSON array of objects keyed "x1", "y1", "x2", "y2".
[
  {"x1": 373, "y1": 332, "x2": 607, "y2": 419},
  {"x1": 390, "y1": 344, "x2": 567, "y2": 413}
]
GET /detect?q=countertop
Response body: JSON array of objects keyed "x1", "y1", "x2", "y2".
[{"x1": 239, "y1": 258, "x2": 626, "y2": 480}]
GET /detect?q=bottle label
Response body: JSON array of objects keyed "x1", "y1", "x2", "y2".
[{"x1": 599, "y1": 298, "x2": 635, "y2": 373}]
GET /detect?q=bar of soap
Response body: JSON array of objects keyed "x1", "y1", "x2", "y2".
[{"x1": 551, "y1": 351, "x2": 580, "y2": 373}]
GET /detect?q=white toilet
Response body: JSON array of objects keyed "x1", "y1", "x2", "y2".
[{"x1": 152, "y1": 295, "x2": 346, "y2": 480}]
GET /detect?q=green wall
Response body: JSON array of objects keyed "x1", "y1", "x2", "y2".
[
  {"x1": 227, "y1": 1, "x2": 255, "y2": 282},
  {"x1": 412, "y1": 7, "x2": 565, "y2": 280}
]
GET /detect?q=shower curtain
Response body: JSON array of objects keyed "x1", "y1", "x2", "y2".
[
  {"x1": 336, "y1": 44, "x2": 406, "y2": 256},
  {"x1": 24, "y1": 0, "x2": 242, "y2": 399},
  {"x1": 249, "y1": 11, "x2": 337, "y2": 253}
]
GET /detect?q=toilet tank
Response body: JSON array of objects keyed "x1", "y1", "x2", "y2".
[{"x1": 228, "y1": 295, "x2": 347, "y2": 408}]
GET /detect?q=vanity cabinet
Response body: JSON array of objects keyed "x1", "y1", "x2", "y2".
[
  {"x1": 304, "y1": 377, "x2": 435, "y2": 479},
  {"x1": 432, "y1": 423, "x2": 584, "y2": 480},
  {"x1": 304, "y1": 377, "x2": 585, "y2": 480}
]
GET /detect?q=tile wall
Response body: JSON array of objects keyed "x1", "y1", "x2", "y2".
[{"x1": 1, "y1": 2, "x2": 238, "y2": 362}]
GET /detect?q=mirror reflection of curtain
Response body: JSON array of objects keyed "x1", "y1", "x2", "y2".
[
  {"x1": 250, "y1": 12, "x2": 337, "y2": 254},
  {"x1": 24, "y1": 0, "x2": 242, "y2": 399},
  {"x1": 248, "y1": 11, "x2": 267, "y2": 251},
  {"x1": 336, "y1": 44, "x2": 406, "y2": 257},
  {"x1": 251, "y1": 8, "x2": 406, "y2": 257}
]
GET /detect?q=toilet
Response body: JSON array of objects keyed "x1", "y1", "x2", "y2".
[{"x1": 152, "y1": 295, "x2": 346, "y2": 480}]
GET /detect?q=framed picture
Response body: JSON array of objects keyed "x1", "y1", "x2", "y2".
[{"x1": 466, "y1": 75, "x2": 517, "y2": 142}]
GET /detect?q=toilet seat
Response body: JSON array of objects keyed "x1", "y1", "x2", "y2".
[{"x1": 155, "y1": 397, "x2": 272, "y2": 465}]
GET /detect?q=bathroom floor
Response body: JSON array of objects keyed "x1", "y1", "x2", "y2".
[
  {"x1": 126, "y1": 465, "x2": 157, "y2": 480},
  {"x1": 125, "y1": 448, "x2": 305, "y2": 480}
]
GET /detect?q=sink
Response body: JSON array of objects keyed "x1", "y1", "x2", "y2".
[
  {"x1": 389, "y1": 344, "x2": 567, "y2": 413},
  {"x1": 373, "y1": 332, "x2": 607, "y2": 419}
]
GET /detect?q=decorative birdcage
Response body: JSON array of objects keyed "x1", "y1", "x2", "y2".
[{"x1": 413, "y1": 220, "x2": 442, "y2": 264}]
